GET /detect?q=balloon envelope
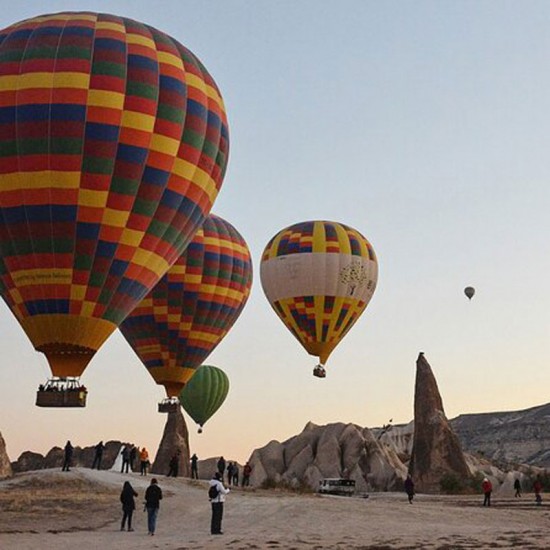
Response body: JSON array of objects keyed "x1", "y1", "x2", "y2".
[
  {"x1": 464, "y1": 286, "x2": 475, "y2": 300},
  {"x1": 0, "y1": 13, "x2": 229, "y2": 378},
  {"x1": 179, "y1": 364, "x2": 229, "y2": 430},
  {"x1": 120, "y1": 214, "x2": 252, "y2": 396},
  {"x1": 260, "y1": 220, "x2": 378, "y2": 369}
]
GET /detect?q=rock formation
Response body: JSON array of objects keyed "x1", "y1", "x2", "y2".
[
  {"x1": 151, "y1": 408, "x2": 190, "y2": 477},
  {"x1": 12, "y1": 440, "x2": 125, "y2": 472},
  {"x1": 450, "y1": 402, "x2": 550, "y2": 468},
  {"x1": 409, "y1": 353, "x2": 471, "y2": 492},
  {"x1": 0, "y1": 431, "x2": 12, "y2": 478},
  {"x1": 248, "y1": 421, "x2": 407, "y2": 492}
]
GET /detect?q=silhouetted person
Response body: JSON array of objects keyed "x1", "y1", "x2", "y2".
[
  {"x1": 514, "y1": 478, "x2": 521, "y2": 498},
  {"x1": 120, "y1": 481, "x2": 138, "y2": 531},
  {"x1": 227, "y1": 462, "x2": 234, "y2": 485},
  {"x1": 92, "y1": 441, "x2": 104, "y2": 470},
  {"x1": 145, "y1": 478, "x2": 163, "y2": 535},
  {"x1": 217, "y1": 456, "x2": 226, "y2": 479},
  {"x1": 129, "y1": 445, "x2": 137, "y2": 471},
  {"x1": 232, "y1": 464, "x2": 239, "y2": 486},
  {"x1": 121, "y1": 445, "x2": 131, "y2": 473},
  {"x1": 404, "y1": 474, "x2": 415, "y2": 504},
  {"x1": 242, "y1": 462, "x2": 252, "y2": 487},
  {"x1": 62, "y1": 440, "x2": 73, "y2": 472},
  {"x1": 167, "y1": 451, "x2": 180, "y2": 477},
  {"x1": 191, "y1": 453, "x2": 199, "y2": 479}
]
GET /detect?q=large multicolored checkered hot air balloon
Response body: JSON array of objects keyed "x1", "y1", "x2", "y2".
[
  {"x1": 119, "y1": 214, "x2": 252, "y2": 403},
  {"x1": 260, "y1": 220, "x2": 378, "y2": 378},
  {"x1": 0, "y1": 12, "x2": 229, "y2": 400},
  {"x1": 179, "y1": 364, "x2": 229, "y2": 433}
]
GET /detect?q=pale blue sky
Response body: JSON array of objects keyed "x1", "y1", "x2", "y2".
[{"x1": 1, "y1": 1, "x2": 550, "y2": 464}]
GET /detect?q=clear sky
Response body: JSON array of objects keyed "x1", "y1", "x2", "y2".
[{"x1": 1, "y1": 0, "x2": 550, "y2": 465}]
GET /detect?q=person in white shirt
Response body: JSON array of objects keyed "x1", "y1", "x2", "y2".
[{"x1": 209, "y1": 471, "x2": 230, "y2": 535}]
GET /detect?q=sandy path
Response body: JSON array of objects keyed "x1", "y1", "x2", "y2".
[{"x1": 1, "y1": 468, "x2": 549, "y2": 549}]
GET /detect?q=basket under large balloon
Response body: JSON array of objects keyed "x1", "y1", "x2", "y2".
[
  {"x1": 36, "y1": 378, "x2": 87, "y2": 408},
  {"x1": 313, "y1": 364, "x2": 327, "y2": 378},
  {"x1": 158, "y1": 397, "x2": 180, "y2": 413}
]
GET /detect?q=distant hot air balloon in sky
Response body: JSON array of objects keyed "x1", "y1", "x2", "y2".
[
  {"x1": 179, "y1": 364, "x2": 229, "y2": 433},
  {"x1": 120, "y1": 214, "x2": 252, "y2": 404},
  {"x1": 0, "y1": 12, "x2": 229, "y2": 403},
  {"x1": 260, "y1": 220, "x2": 378, "y2": 378},
  {"x1": 464, "y1": 287, "x2": 475, "y2": 300}
]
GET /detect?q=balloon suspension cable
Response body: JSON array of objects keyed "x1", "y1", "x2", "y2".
[{"x1": 313, "y1": 364, "x2": 326, "y2": 378}]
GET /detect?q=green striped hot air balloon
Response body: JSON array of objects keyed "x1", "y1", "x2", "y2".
[{"x1": 179, "y1": 365, "x2": 229, "y2": 433}]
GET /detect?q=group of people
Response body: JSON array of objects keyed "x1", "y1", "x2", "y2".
[
  {"x1": 120, "y1": 478, "x2": 163, "y2": 535},
  {"x1": 61, "y1": 440, "x2": 151, "y2": 474},
  {"x1": 404, "y1": 473, "x2": 545, "y2": 507},
  {"x1": 216, "y1": 456, "x2": 252, "y2": 487},
  {"x1": 117, "y1": 467, "x2": 231, "y2": 536}
]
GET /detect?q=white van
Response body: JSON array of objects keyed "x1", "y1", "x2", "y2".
[{"x1": 318, "y1": 478, "x2": 356, "y2": 496}]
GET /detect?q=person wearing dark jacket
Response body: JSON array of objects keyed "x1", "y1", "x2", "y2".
[
  {"x1": 167, "y1": 451, "x2": 180, "y2": 477},
  {"x1": 91, "y1": 441, "x2": 104, "y2": 470},
  {"x1": 62, "y1": 440, "x2": 73, "y2": 472},
  {"x1": 145, "y1": 478, "x2": 163, "y2": 536},
  {"x1": 191, "y1": 453, "x2": 199, "y2": 479},
  {"x1": 404, "y1": 474, "x2": 415, "y2": 504},
  {"x1": 120, "y1": 481, "x2": 138, "y2": 531}
]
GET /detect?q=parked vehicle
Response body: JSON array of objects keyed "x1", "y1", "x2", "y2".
[{"x1": 319, "y1": 478, "x2": 356, "y2": 496}]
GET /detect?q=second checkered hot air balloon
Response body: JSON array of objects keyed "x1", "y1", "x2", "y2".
[
  {"x1": 260, "y1": 220, "x2": 378, "y2": 378},
  {"x1": 119, "y1": 214, "x2": 252, "y2": 411},
  {"x1": 0, "y1": 12, "x2": 229, "y2": 405}
]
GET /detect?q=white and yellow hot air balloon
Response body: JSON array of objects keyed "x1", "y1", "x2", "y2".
[{"x1": 260, "y1": 220, "x2": 378, "y2": 378}]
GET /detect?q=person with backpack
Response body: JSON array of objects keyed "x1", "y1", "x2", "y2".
[{"x1": 209, "y1": 471, "x2": 229, "y2": 535}]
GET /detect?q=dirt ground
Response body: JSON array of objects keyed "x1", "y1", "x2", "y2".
[{"x1": 1, "y1": 468, "x2": 549, "y2": 549}]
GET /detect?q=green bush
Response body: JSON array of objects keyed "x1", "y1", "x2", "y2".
[{"x1": 440, "y1": 473, "x2": 464, "y2": 494}]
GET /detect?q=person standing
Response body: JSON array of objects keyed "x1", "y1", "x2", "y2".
[
  {"x1": 129, "y1": 445, "x2": 137, "y2": 472},
  {"x1": 232, "y1": 464, "x2": 239, "y2": 486},
  {"x1": 167, "y1": 451, "x2": 180, "y2": 477},
  {"x1": 482, "y1": 477, "x2": 492, "y2": 507},
  {"x1": 217, "y1": 456, "x2": 226, "y2": 479},
  {"x1": 191, "y1": 453, "x2": 199, "y2": 479},
  {"x1": 242, "y1": 462, "x2": 252, "y2": 487},
  {"x1": 514, "y1": 478, "x2": 521, "y2": 498},
  {"x1": 140, "y1": 447, "x2": 149, "y2": 476},
  {"x1": 534, "y1": 477, "x2": 543, "y2": 506},
  {"x1": 209, "y1": 471, "x2": 230, "y2": 535},
  {"x1": 121, "y1": 445, "x2": 131, "y2": 474},
  {"x1": 62, "y1": 440, "x2": 73, "y2": 472},
  {"x1": 404, "y1": 474, "x2": 415, "y2": 504},
  {"x1": 91, "y1": 441, "x2": 104, "y2": 470},
  {"x1": 120, "y1": 481, "x2": 138, "y2": 532},
  {"x1": 226, "y1": 462, "x2": 234, "y2": 486},
  {"x1": 145, "y1": 478, "x2": 163, "y2": 536}
]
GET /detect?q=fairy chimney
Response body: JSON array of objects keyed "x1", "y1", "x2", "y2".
[{"x1": 409, "y1": 353, "x2": 470, "y2": 493}]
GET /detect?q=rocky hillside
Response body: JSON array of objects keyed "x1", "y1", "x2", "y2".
[
  {"x1": 376, "y1": 402, "x2": 550, "y2": 469},
  {"x1": 450, "y1": 402, "x2": 550, "y2": 468}
]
